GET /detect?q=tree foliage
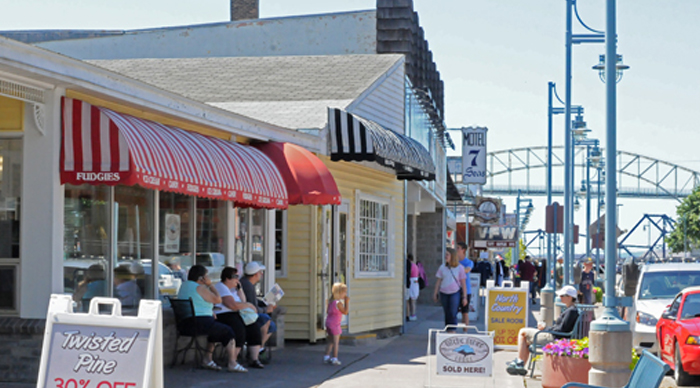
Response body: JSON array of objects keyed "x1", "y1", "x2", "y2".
[{"x1": 667, "y1": 185, "x2": 700, "y2": 253}]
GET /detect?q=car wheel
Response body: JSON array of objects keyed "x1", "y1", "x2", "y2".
[{"x1": 675, "y1": 341, "x2": 695, "y2": 386}]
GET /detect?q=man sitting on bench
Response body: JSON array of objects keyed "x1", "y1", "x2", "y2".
[{"x1": 506, "y1": 285, "x2": 580, "y2": 376}]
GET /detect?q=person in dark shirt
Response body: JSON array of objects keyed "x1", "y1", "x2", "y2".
[
  {"x1": 519, "y1": 256, "x2": 537, "y2": 304},
  {"x1": 579, "y1": 258, "x2": 596, "y2": 304},
  {"x1": 240, "y1": 262, "x2": 276, "y2": 358},
  {"x1": 506, "y1": 285, "x2": 580, "y2": 376}
]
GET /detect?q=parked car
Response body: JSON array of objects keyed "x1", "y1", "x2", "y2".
[
  {"x1": 627, "y1": 263, "x2": 700, "y2": 355},
  {"x1": 656, "y1": 286, "x2": 700, "y2": 386},
  {"x1": 116, "y1": 259, "x2": 181, "y2": 301}
]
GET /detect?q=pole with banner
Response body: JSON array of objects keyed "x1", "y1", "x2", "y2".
[{"x1": 461, "y1": 127, "x2": 488, "y2": 185}]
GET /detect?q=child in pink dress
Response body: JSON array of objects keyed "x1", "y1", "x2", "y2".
[{"x1": 323, "y1": 282, "x2": 349, "y2": 365}]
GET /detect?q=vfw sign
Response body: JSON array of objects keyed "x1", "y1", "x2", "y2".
[
  {"x1": 473, "y1": 225, "x2": 517, "y2": 248},
  {"x1": 461, "y1": 126, "x2": 488, "y2": 185}
]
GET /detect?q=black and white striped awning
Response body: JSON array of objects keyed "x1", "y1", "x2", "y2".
[{"x1": 328, "y1": 108, "x2": 436, "y2": 181}]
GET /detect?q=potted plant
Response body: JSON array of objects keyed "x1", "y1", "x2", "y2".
[{"x1": 540, "y1": 337, "x2": 591, "y2": 388}]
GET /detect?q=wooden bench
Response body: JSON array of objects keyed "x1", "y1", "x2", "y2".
[{"x1": 561, "y1": 350, "x2": 670, "y2": 388}]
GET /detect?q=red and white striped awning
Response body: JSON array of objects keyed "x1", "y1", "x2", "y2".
[{"x1": 60, "y1": 97, "x2": 288, "y2": 209}]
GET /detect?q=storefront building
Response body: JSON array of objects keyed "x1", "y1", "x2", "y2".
[
  {"x1": 0, "y1": 36, "x2": 338, "y2": 383},
  {"x1": 79, "y1": 53, "x2": 444, "y2": 342}
]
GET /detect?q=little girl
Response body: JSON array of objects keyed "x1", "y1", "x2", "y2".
[{"x1": 324, "y1": 282, "x2": 349, "y2": 365}]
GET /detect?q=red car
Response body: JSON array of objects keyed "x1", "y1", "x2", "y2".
[{"x1": 657, "y1": 286, "x2": 700, "y2": 386}]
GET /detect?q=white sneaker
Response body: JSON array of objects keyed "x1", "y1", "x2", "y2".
[
  {"x1": 330, "y1": 358, "x2": 342, "y2": 366},
  {"x1": 409, "y1": 315, "x2": 417, "y2": 321},
  {"x1": 323, "y1": 355, "x2": 331, "y2": 364}
]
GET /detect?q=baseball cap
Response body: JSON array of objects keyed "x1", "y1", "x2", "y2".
[
  {"x1": 556, "y1": 285, "x2": 578, "y2": 299},
  {"x1": 244, "y1": 261, "x2": 266, "y2": 275}
]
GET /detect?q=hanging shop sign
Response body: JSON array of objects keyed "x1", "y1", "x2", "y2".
[
  {"x1": 461, "y1": 126, "x2": 488, "y2": 185},
  {"x1": 485, "y1": 280, "x2": 529, "y2": 349},
  {"x1": 36, "y1": 295, "x2": 163, "y2": 388},
  {"x1": 472, "y1": 224, "x2": 518, "y2": 248},
  {"x1": 472, "y1": 196, "x2": 501, "y2": 224}
]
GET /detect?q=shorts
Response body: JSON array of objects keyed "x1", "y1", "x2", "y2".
[
  {"x1": 406, "y1": 277, "x2": 420, "y2": 300},
  {"x1": 256, "y1": 313, "x2": 277, "y2": 334},
  {"x1": 522, "y1": 327, "x2": 555, "y2": 346},
  {"x1": 459, "y1": 294, "x2": 472, "y2": 314}
]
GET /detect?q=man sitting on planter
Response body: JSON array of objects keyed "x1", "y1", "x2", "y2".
[{"x1": 506, "y1": 285, "x2": 580, "y2": 376}]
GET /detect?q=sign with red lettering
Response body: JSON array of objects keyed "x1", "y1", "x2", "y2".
[{"x1": 37, "y1": 296, "x2": 163, "y2": 388}]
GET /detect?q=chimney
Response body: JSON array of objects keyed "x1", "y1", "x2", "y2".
[{"x1": 231, "y1": 0, "x2": 259, "y2": 21}]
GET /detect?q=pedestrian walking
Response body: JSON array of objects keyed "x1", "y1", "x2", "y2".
[
  {"x1": 456, "y1": 242, "x2": 473, "y2": 326},
  {"x1": 405, "y1": 254, "x2": 420, "y2": 321},
  {"x1": 433, "y1": 248, "x2": 467, "y2": 328}
]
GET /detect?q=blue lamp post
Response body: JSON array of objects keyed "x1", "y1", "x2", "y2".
[
  {"x1": 563, "y1": 0, "x2": 606, "y2": 289},
  {"x1": 588, "y1": 1, "x2": 632, "y2": 386}
]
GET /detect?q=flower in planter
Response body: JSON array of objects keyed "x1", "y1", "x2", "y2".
[
  {"x1": 592, "y1": 287, "x2": 603, "y2": 304},
  {"x1": 542, "y1": 337, "x2": 589, "y2": 359}
]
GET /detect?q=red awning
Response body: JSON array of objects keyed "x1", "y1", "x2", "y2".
[
  {"x1": 60, "y1": 97, "x2": 288, "y2": 209},
  {"x1": 254, "y1": 142, "x2": 341, "y2": 205}
]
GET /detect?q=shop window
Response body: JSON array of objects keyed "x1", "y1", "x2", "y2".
[
  {"x1": 356, "y1": 193, "x2": 393, "y2": 277},
  {"x1": 235, "y1": 208, "x2": 268, "y2": 294},
  {"x1": 63, "y1": 184, "x2": 110, "y2": 311},
  {"x1": 196, "y1": 198, "x2": 226, "y2": 281},
  {"x1": 114, "y1": 186, "x2": 154, "y2": 312},
  {"x1": 159, "y1": 192, "x2": 192, "y2": 285},
  {"x1": 274, "y1": 210, "x2": 287, "y2": 277},
  {"x1": 0, "y1": 138, "x2": 21, "y2": 315}
]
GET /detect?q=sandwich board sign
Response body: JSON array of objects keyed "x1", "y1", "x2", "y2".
[
  {"x1": 485, "y1": 280, "x2": 529, "y2": 350},
  {"x1": 426, "y1": 325, "x2": 494, "y2": 388},
  {"x1": 36, "y1": 295, "x2": 163, "y2": 388}
]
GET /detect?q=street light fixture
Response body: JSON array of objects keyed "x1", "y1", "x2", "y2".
[{"x1": 592, "y1": 54, "x2": 630, "y2": 83}]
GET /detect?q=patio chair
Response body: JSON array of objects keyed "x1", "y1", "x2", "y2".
[
  {"x1": 168, "y1": 297, "x2": 207, "y2": 368},
  {"x1": 561, "y1": 350, "x2": 670, "y2": 388},
  {"x1": 527, "y1": 306, "x2": 585, "y2": 378}
]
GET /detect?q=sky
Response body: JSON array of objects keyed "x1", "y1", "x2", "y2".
[{"x1": 2, "y1": 0, "x2": 698, "y2": 254}]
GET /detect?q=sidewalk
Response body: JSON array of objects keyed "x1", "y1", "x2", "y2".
[{"x1": 164, "y1": 297, "x2": 542, "y2": 388}]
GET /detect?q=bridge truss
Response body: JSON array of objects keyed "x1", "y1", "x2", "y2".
[{"x1": 449, "y1": 146, "x2": 700, "y2": 200}]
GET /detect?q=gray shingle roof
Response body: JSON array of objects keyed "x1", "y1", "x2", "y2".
[{"x1": 88, "y1": 55, "x2": 403, "y2": 129}]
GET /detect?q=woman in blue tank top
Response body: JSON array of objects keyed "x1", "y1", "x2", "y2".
[{"x1": 177, "y1": 264, "x2": 247, "y2": 373}]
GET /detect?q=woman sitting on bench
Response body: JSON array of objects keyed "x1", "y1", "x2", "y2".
[{"x1": 506, "y1": 285, "x2": 580, "y2": 376}]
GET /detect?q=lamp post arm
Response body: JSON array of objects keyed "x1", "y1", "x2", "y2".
[{"x1": 573, "y1": 0, "x2": 605, "y2": 34}]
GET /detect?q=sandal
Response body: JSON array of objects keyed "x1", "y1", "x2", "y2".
[
  {"x1": 227, "y1": 363, "x2": 248, "y2": 373},
  {"x1": 201, "y1": 360, "x2": 222, "y2": 371}
]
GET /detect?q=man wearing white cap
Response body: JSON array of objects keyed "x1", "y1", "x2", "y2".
[
  {"x1": 506, "y1": 285, "x2": 580, "y2": 376},
  {"x1": 240, "y1": 261, "x2": 276, "y2": 357}
]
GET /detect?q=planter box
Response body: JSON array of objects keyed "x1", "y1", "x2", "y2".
[{"x1": 541, "y1": 354, "x2": 591, "y2": 388}]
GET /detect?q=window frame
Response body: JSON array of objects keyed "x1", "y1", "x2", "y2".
[
  {"x1": 354, "y1": 190, "x2": 394, "y2": 279},
  {"x1": 0, "y1": 132, "x2": 23, "y2": 316},
  {"x1": 274, "y1": 209, "x2": 288, "y2": 278}
]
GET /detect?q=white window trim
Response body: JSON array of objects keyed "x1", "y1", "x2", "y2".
[
  {"x1": 354, "y1": 190, "x2": 395, "y2": 279},
  {"x1": 275, "y1": 210, "x2": 288, "y2": 278}
]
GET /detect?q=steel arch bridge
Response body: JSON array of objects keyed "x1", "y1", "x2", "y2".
[{"x1": 449, "y1": 146, "x2": 700, "y2": 200}]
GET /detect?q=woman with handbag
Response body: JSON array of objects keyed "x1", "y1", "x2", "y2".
[
  {"x1": 433, "y1": 248, "x2": 468, "y2": 328},
  {"x1": 214, "y1": 266, "x2": 265, "y2": 369}
]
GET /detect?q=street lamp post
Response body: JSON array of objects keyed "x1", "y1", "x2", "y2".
[
  {"x1": 564, "y1": 0, "x2": 606, "y2": 288},
  {"x1": 589, "y1": 1, "x2": 632, "y2": 386}
]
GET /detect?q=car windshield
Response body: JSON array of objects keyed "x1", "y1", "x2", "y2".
[
  {"x1": 638, "y1": 271, "x2": 700, "y2": 300},
  {"x1": 681, "y1": 293, "x2": 700, "y2": 319}
]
